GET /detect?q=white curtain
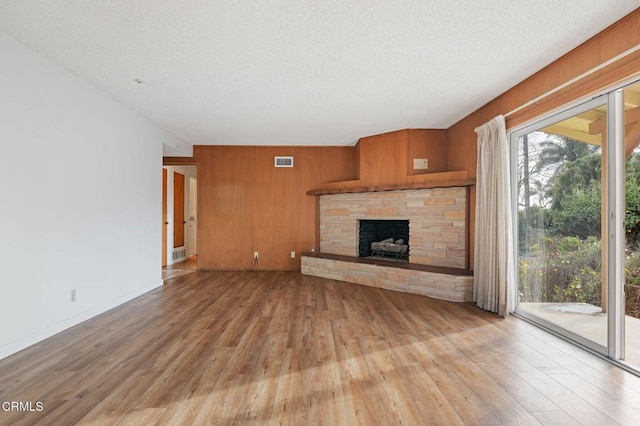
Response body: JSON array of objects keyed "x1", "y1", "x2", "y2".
[{"x1": 474, "y1": 115, "x2": 515, "y2": 317}]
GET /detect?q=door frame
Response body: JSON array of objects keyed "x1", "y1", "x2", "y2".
[{"x1": 162, "y1": 159, "x2": 199, "y2": 270}]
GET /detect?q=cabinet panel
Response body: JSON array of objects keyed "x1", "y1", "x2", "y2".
[{"x1": 407, "y1": 129, "x2": 448, "y2": 175}]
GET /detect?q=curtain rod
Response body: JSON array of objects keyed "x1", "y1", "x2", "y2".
[{"x1": 504, "y1": 43, "x2": 640, "y2": 118}]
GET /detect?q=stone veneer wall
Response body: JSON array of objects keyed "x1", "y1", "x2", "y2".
[
  {"x1": 319, "y1": 188, "x2": 466, "y2": 268},
  {"x1": 301, "y1": 256, "x2": 473, "y2": 302}
]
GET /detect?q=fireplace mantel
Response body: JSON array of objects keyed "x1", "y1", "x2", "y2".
[
  {"x1": 306, "y1": 177, "x2": 475, "y2": 196},
  {"x1": 306, "y1": 169, "x2": 474, "y2": 196}
]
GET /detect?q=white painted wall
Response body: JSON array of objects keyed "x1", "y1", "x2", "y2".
[{"x1": 0, "y1": 33, "x2": 188, "y2": 360}]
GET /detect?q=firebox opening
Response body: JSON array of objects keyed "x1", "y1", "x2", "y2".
[{"x1": 358, "y1": 219, "x2": 409, "y2": 260}]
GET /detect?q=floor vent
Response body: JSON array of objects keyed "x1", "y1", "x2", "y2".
[
  {"x1": 274, "y1": 156, "x2": 294, "y2": 167},
  {"x1": 172, "y1": 248, "x2": 186, "y2": 261}
]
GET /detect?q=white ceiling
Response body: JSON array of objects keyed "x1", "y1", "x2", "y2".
[{"x1": 1, "y1": 1, "x2": 638, "y2": 148}]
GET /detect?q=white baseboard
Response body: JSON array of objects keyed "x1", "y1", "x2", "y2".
[{"x1": 0, "y1": 279, "x2": 163, "y2": 361}]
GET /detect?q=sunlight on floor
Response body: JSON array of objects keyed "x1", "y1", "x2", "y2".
[{"x1": 519, "y1": 302, "x2": 640, "y2": 368}]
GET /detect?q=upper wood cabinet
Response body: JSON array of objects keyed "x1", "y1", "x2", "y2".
[
  {"x1": 357, "y1": 129, "x2": 448, "y2": 186},
  {"x1": 406, "y1": 129, "x2": 448, "y2": 175}
]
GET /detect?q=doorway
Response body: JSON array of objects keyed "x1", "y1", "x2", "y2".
[{"x1": 162, "y1": 165, "x2": 198, "y2": 279}]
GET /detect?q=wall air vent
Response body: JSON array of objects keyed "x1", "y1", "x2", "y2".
[{"x1": 274, "y1": 156, "x2": 294, "y2": 167}]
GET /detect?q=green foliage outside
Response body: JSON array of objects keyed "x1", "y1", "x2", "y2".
[
  {"x1": 519, "y1": 236, "x2": 601, "y2": 306},
  {"x1": 518, "y1": 135, "x2": 640, "y2": 317},
  {"x1": 626, "y1": 250, "x2": 640, "y2": 318}
]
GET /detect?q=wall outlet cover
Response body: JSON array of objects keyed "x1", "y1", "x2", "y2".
[{"x1": 413, "y1": 158, "x2": 428, "y2": 170}]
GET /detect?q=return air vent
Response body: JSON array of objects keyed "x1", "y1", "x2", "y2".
[
  {"x1": 172, "y1": 248, "x2": 186, "y2": 261},
  {"x1": 274, "y1": 156, "x2": 294, "y2": 167}
]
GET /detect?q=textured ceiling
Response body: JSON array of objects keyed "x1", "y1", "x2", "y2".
[{"x1": 0, "y1": 1, "x2": 638, "y2": 148}]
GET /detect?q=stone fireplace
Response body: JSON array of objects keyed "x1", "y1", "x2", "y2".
[
  {"x1": 302, "y1": 185, "x2": 474, "y2": 302},
  {"x1": 319, "y1": 188, "x2": 467, "y2": 269}
]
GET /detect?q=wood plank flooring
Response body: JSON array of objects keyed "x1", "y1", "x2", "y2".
[
  {"x1": 2, "y1": 271, "x2": 640, "y2": 425},
  {"x1": 162, "y1": 255, "x2": 198, "y2": 280}
]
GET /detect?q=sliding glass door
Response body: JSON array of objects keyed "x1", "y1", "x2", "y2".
[
  {"x1": 623, "y1": 82, "x2": 640, "y2": 367},
  {"x1": 513, "y1": 97, "x2": 610, "y2": 353},
  {"x1": 511, "y1": 77, "x2": 640, "y2": 369}
]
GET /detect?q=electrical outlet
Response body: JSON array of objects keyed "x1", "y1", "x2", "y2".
[
  {"x1": 291, "y1": 251, "x2": 296, "y2": 259},
  {"x1": 70, "y1": 289, "x2": 76, "y2": 303},
  {"x1": 253, "y1": 252, "x2": 259, "y2": 260}
]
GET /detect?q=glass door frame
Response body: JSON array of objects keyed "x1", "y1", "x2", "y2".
[
  {"x1": 509, "y1": 93, "x2": 626, "y2": 359},
  {"x1": 608, "y1": 89, "x2": 625, "y2": 360}
]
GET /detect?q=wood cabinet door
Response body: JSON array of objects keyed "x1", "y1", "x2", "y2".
[{"x1": 173, "y1": 172, "x2": 185, "y2": 248}]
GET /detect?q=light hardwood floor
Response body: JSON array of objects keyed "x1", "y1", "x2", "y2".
[
  {"x1": 2, "y1": 271, "x2": 640, "y2": 425},
  {"x1": 162, "y1": 255, "x2": 198, "y2": 281}
]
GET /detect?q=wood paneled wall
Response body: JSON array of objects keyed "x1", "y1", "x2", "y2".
[
  {"x1": 407, "y1": 129, "x2": 448, "y2": 175},
  {"x1": 357, "y1": 129, "x2": 448, "y2": 186},
  {"x1": 448, "y1": 9, "x2": 640, "y2": 177},
  {"x1": 193, "y1": 146, "x2": 357, "y2": 270},
  {"x1": 185, "y1": 131, "x2": 447, "y2": 270},
  {"x1": 447, "y1": 8, "x2": 640, "y2": 267},
  {"x1": 357, "y1": 130, "x2": 406, "y2": 186}
]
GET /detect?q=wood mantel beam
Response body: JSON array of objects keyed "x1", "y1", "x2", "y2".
[{"x1": 306, "y1": 179, "x2": 476, "y2": 195}]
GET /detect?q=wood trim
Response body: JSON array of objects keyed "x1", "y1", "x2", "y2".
[
  {"x1": 504, "y1": 42, "x2": 640, "y2": 129},
  {"x1": 163, "y1": 156, "x2": 198, "y2": 166},
  {"x1": 306, "y1": 179, "x2": 476, "y2": 195},
  {"x1": 465, "y1": 185, "x2": 471, "y2": 271},
  {"x1": 315, "y1": 196, "x2": 320, "y2": 252},
  {"x1": 506, "y1": 55, "x2": 640, "y2": 130},
  {"x1": 468, "y1": 186, "x2": 476, "y2": 268}
]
